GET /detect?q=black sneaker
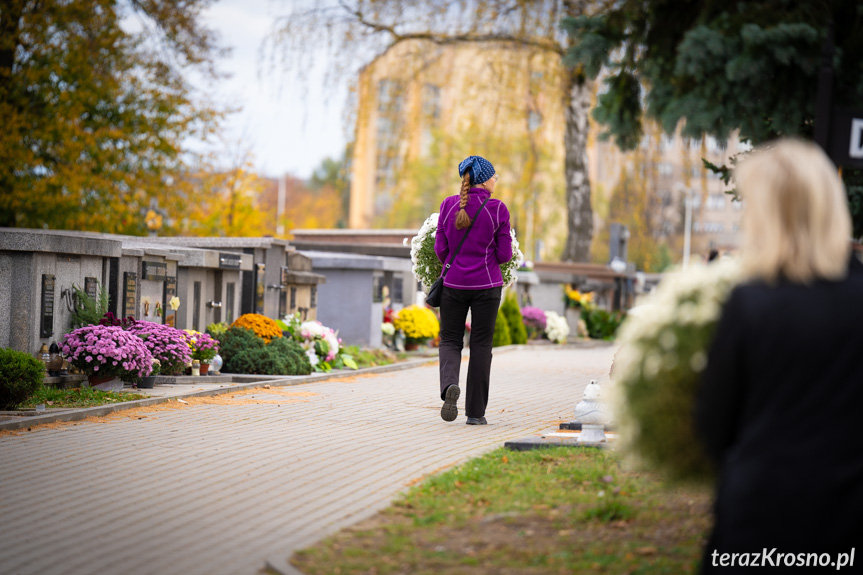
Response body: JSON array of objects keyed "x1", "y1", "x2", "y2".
[
  {"x1": 466, "y1": 417, "x2": 487, "y2": 425},
  {"x1": 441, "y1": 385, "x2": 460, "y2": 422}
]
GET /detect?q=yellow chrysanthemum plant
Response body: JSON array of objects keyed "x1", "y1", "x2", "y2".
[
  {"x1": 393, "y1": 305, "x2": 440, "y2": 344},
  {"x1": 564, "y1": 287, "x2": 594, "y2": 309},
  {"x1": 231, "y1": 314, "x2": 283, "y2": 343}
]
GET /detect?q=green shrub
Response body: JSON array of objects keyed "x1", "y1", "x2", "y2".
[
  {"x1": 69, "y1": 284, "x2": 109, "y2": 329},
  {"x1": 582, "y1": 306, "x2": 626, "y2": 340},
  {"x1": 206, "y1": 322, "x2": 229, "y2": 339},
  {"x1": 268, "y1": 337, "x2": 312, "y2": 375},
  {"x1": 0, "y1": 347, "x2": 45, "y2": 409},
  {"x1": 501, "y1": 291, "x2": 527, "y2": 345},
  {"x1": 220, "y1": 326, "x2": 312, "y2": 375},
  {"x1": 492, "y1": 307, "x2": 512, "y2": 347}
]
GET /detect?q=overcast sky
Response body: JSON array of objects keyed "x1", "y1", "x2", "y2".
[{"x1": 202, "y1": 0, "x2": 348, "y2": 179}]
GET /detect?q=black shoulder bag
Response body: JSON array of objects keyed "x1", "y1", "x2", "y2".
[{"x1": 425, "y1": 197, "x2": 491, "y2": 308}]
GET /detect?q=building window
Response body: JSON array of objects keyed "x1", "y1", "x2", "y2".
[
  {"x1": 706, "y1": 194, "x2": 727, "y2": 210},
  {"x1": 311, "y1": 286, "x2": 317, "y2": 309},
  {"x1": 226, "y1": 282, "x2": 235, "y2": 324},
  {"x1": 290, "y1": 287, "x2": 297, "y2": 310},
  {"x1": 193, "y1": 281, "x2": 201, "y2": 331}
]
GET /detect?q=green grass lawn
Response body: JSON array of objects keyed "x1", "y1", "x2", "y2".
[
  {"x1": 18, "y1": 386, "x2": 147, "y2": 409},
  {"x1": 291, "y1": 447, "x2": 712, "y2": 575}
]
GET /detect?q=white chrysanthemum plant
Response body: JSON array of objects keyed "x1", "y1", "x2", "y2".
[
  {"x1": 406, "y1": 212, "x2": 525, "y2": 290},
  {"x1": 544, "y1": 311, "x2": 570, "y2": 344},
  {"x1": 609, "y1": 257, "x2": 743, "y2": 483}
]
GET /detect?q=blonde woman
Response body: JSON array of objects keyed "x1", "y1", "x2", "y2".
[{"x1": 696, "y1": 139, "x2": 862, "y2": 572}]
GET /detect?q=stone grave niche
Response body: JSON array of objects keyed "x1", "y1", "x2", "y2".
[
  {"x1": 137, "y1": 236, "x2": 293, "y2": 323},
  {"x1": 134, "y1": 247, "x2": 180, "y2": 325},
  {"x1": 281, "y1": 250, "x2": 326, "y2": 322},
  {"x1": 301, "y1": 250, "x2": 413, "y2": 347},
  {"x1": 0, "y1": 229, "x2": 122, "y2": 356},
  {"x1": 168, "y1": 245, "x2": 253, "y2": 332}
]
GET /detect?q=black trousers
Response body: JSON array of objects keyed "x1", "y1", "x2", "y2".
[{"x1": 438, "y1": 286, "x2": 502, "y2": 418}]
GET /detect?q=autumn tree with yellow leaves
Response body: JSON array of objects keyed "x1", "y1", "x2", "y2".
[{"x1": 0, "y1": 0, "x2": 224, "y2": 233}]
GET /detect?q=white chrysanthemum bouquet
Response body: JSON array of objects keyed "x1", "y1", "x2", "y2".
[
  {"x1": 407, "y1": 212, "x2": 524, "y2": 290},
  {"x1": 611, "y1": 258, "x2": 743, "y2": 482}
]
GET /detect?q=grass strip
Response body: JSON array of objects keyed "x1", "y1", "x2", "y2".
[
  {"x1": 18, "y1": 386, "x2": 147, "y2": 409},
  {"x1": 292, "y1": 447, "x2": 711, "y2": 574}
]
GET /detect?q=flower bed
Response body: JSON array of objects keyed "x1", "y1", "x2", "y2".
[
  {"x1": 184, "y1": 329, "x2": 220, "y2": 363},
  {"x1": 61, "y1": 325, "x2": 153, "y2": 382},
  {"x1": 232, "y1": 314, "x2": 282, "y2": 342},
  {"x1": 544, "y1": 311, "x2": 570, "y2": 344},
  {"x1": 521, "y1": 306, "x2": 547, "y2": 340},
  {"x1": 126, "y1": 321, "x2": 191, "y2": 375},
  {"x1": 280, "y1": 314, "x2": 358, "y2": 372},
  {"x1": 393, "y1": 305, "x2": 440, "y2": 343}
]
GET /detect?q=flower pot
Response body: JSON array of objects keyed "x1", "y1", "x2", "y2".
[
  {"x1": 138, "y1": 376, "x2": 157, "y2": 389},
  {"x1": 565, "y1": 308, "x2": 581, "y2": 336},
  {"x1": 87, "y1": 374, "x2": 123, "y2": 392},
  {"x1": 405, "y1": 341, "x2": 420, "y2": 351},
  {"x1": 199, "y1": 363, "x2": 209, "y2": 375}
]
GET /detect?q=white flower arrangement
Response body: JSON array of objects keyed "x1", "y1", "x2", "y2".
[
  {"x1": 408, "y1": 212, "x2": 524, "y2": 290},
  {"x1": 544, "y1": 311, "x2": 570, "y2": 344},
  {"x1": 610, "y1": 258, "x2": 743, "y2": 482}
]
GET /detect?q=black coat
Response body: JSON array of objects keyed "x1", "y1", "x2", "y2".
[{"x1": 696, "y1": 257, "x2": 863, "y2": 573}]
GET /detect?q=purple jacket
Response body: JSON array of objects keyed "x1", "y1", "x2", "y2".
[{"x1": 435, "y1": 188, "x2": 512, "y2": 289}]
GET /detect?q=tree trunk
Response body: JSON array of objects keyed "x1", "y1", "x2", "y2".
[{"x1": 562, "y1": 69, "x2": 593, "y2": 262}]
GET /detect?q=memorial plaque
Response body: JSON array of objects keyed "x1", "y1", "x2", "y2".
[
  {"x1": 141, "y1": 261, "x2": 167, "y2": 281},
  {"x1": 123, "y1": 272, "x2": 137, "y2": 319},
  {"x1": 40, "y1": 274, "x2": 55, "y2": 338},
  {"x1": 372, "y1": 276, "x2": 383, "y2": 303},
  {"x1": 84, "y1": 277, "x2": 98, "y2": 300},
  {"x1": 219, "y1": 253, "x2": 242, "y2": 269}
]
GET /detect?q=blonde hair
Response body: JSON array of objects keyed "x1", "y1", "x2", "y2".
[
  {"x1": 455, "y1": 172, "x2": 472, "y2": 230},
  {"x1": 736, "y1": 138, "x2": 851, "y2": 284}
]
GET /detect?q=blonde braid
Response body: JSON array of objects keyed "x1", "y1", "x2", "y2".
[{"x1": 455, "y1": 172, "x2": 471, "y2": 230}]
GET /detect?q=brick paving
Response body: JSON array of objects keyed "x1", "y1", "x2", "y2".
[{"x1": 0, "y1": 345, "x2": 615, "y2": 575}]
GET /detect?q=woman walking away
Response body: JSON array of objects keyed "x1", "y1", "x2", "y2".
[
  {"x1": 436, "y1": 155, "x2": 512, "y2": 425},
  {"x1": 696, "y1": 139, "x2": 863, "y2": 573}
]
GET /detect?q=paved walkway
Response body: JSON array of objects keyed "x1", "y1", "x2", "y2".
[{"x1": 0, "y1": 345, "x2": 615, "y2": 575}]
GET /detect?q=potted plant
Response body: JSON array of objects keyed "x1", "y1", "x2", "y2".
[
  {"x1": 184, "y1": 330, "x2": 219, "y2": 375},
  {"x1": 138, "y1": 358, "x2": 160, "y2": 388},
  {"x1": 126, "y1": 321, "x2": 192, "y2": 376},
  {"x1": 563, "y1": 287, "x2": 593, "y2": 332},
  {"x1": 392, "y1": 305, "x2": 440, "y2": 350},
  {"x1": 60, "y1": 325, "x2": 153, "y2": 390}
]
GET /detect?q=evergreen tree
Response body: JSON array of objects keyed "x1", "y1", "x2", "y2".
[
  {"x1": 562, "y1": 1, "x2": 863, "y2": 236},
  {"x1": 501, "y1": 291, "x2": 527, "y2": 345},
  {"x1": 492, "y1": 306, "x2": 512, "y2": 348}
]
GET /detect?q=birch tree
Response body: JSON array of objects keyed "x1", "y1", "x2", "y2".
[{"x1": 268, "y1": 0, "x2": 596, "y2": 262}]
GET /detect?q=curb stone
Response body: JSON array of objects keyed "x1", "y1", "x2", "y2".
[
  {"x1": 0, "y1": 341, "x2": 610, "y2": 433},
  {"x1": 0, "y1": 357, "x2": 438, "y2": 432}
]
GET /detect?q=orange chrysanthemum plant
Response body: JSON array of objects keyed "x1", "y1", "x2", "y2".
[{"x1": 231, "y1": 314, "x2": 283, "y2": 343}]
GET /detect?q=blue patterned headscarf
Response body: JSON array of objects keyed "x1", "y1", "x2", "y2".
[{"x1": 458, "y1": 155, "x2": 495, "y2": 185}]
